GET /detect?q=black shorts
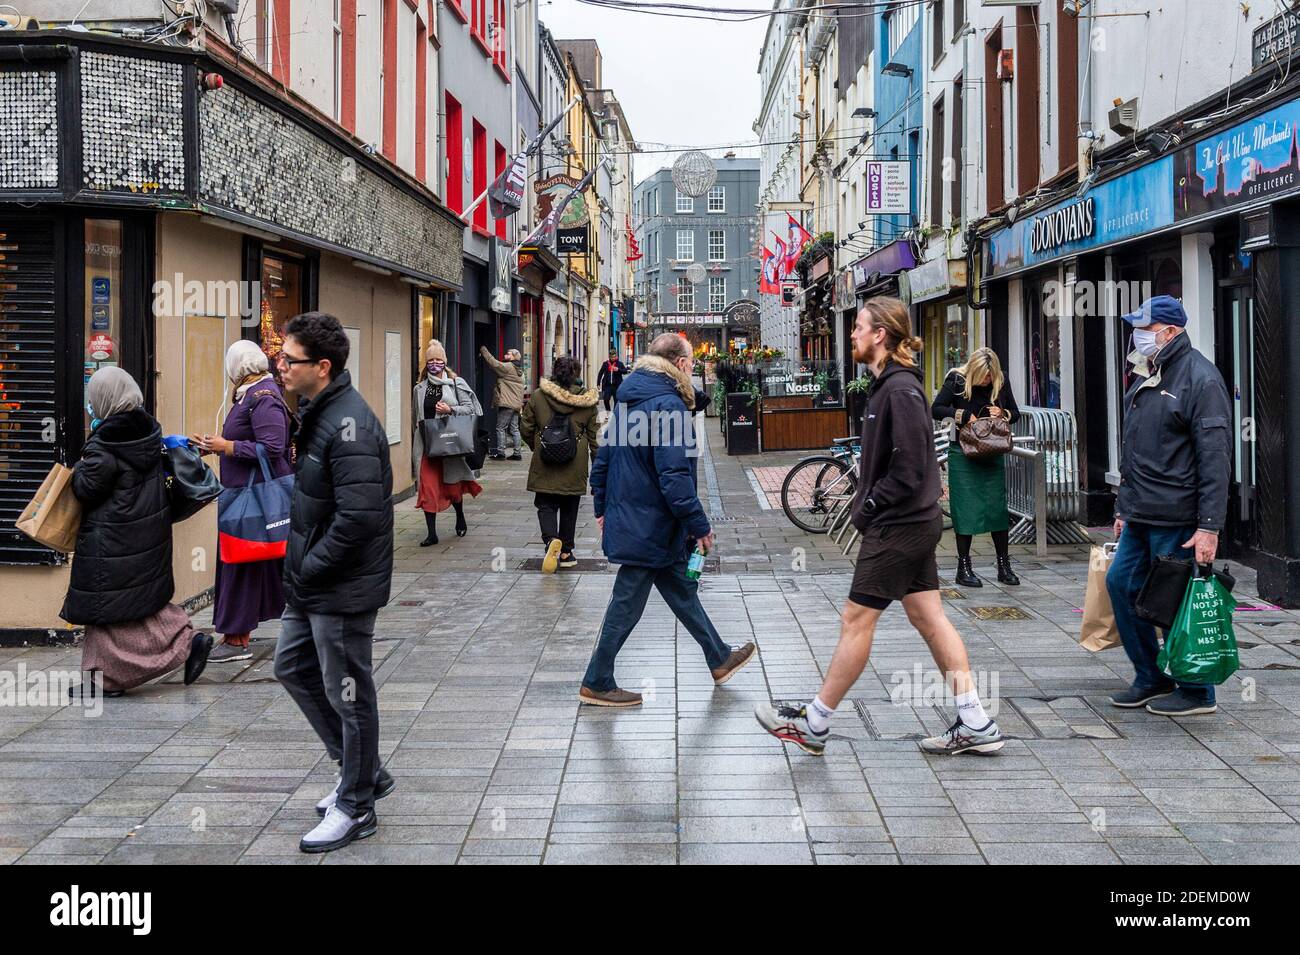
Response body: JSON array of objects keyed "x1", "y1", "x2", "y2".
[{"x1": 848, "y1": 515, "x2": 943, "y2": 609}]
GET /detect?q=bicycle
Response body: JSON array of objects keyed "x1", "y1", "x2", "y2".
[{"x1": 780, "y1": 437, "x2": 860, "y2": 534}]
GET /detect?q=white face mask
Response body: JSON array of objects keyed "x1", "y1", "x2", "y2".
[{"x1": 1132, "y1": 327, "x2": 1162, "y2": 358}]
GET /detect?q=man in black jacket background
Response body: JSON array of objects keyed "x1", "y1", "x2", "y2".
[
  {"x1": 1106, "y1": 295, "x2": 1231, "y2": 717},
  {"x1": 274, "y1": 312, "x2": 396, "y2": 853},
  {"x1": 755, "y1": 298, "x2": 1003, "y2": 757}
]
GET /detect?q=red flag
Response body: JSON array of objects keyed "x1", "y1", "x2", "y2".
[
  {"x1": 759, "y1": 247, "x2": 778, "y2": 295},
  {"x1": 772, "y1": 234, "x2": 788, "y2": 281},
  {"x1": 787, "y1": 214, "x2": 813, "y2": 271},
  {"x1": 626, "y1": 214, "x2": 643, "y2": 262}
]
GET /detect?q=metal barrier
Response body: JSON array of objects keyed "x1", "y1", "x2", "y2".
[
  {"x1": 835, "y1": 425, "x2": 1059, "y2": 559},
  {"x1": 1006, "y1": 407, "x2": 1092, "y2": 547}
]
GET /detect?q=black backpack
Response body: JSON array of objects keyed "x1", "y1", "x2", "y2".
[{"x1": 539, "y1": 408, "x2": 577, "y2": 465}]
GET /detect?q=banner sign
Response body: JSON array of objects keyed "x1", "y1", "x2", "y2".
[
  {"x1": 988, "y1": 158, "x2": 1173, "y2": 277},
  {"x1": 987, "y1": 93, "x2": 1300, "y2": 277},
  {"x1": 1174, "y1": 96, "x2": 1300, "y2": 221},
  {"x1": 556, "y1": 227, "x2": 589, "y2": 254}
]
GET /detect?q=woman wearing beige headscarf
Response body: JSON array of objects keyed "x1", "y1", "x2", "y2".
[
  {"x1": 60, "y1": 367, "x2": 213, "y2": 696},
  {"x1": 412, "y1": 339, "x2": 483, "y2": 545},
  {"x1": 192, "y1": 340, "x2": 294, "y2": 663}
]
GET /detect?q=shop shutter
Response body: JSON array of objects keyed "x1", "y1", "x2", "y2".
[{"x1": 0, "y1": 219, "x2": 60, "y2": 565}]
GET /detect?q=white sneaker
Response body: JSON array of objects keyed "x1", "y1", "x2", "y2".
[
  {"x1": 299, "y1": 806, "x2": 377, "y2": 853},
  {"x1": 315, "y1": 767, "x2": 396, "y2": 816}
]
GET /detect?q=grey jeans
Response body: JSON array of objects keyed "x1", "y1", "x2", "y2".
[
  {"x1": 496, "y1": 407, "x2": 521, "y2": 453},
  {"x1": 274, "y1": 605, "x2": 380, "y2": 816}
]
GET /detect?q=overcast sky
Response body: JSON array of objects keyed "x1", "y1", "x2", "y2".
[{"x1": 539, "y1": 0, "x2": 767, "y2": 180}]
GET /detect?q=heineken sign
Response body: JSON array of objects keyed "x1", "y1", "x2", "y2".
[{"x1": 1029, "y1": 197, "x2": 1095, "y2": 255}]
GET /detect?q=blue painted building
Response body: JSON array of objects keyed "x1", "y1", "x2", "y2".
[{"x1": 869, "y1": 1, "x2": 924, "y2": 250}]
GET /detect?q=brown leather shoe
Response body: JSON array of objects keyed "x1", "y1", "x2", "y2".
[
  {"x1": 711, "y1": 642, "x2": 757, "y2": 685},
  {"x1": 579, "y1": 686, "x2": 643, "y2": 707}
]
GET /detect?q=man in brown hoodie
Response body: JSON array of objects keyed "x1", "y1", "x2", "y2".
[{"x1": 480, "y1": 345, "x2": 525, "y2": 460}]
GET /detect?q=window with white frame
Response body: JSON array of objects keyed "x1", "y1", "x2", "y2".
[
  {"x1": 708, "y1": 186, "x2": 725, "y2": 212},
  {"x1": 653, "y1": 189, "x2": 659, "y2": 215},
  {"x1": 676, "y1": 230, "x2": 694, "y2": 261},
  {"x1": 887, "y1": 1, "x2": 919, "y2": 59},
  {"x1": 709, "y1": 276, "x2": 726, "y2": 312},
  {"x1": 677, "y1": 279, "x2": 694, "y2": 311},
  {"x1": 676, "y1": 191, "x2": 694, "y2": 213},
  {"x1": 708, "y1": 229, "x2": 725, "y2": 261}
]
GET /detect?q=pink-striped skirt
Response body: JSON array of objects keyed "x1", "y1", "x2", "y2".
[{"x1": 81, "y1": 604, "x2": 197, "y2": 692}]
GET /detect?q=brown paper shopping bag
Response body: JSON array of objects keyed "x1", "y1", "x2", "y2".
[
  {"x1": 16, "y1": 463, "x2": 82, "y2": 554},
  {"x1": 1078, "y1": 543, "x2": 1120, "y2": 652}
]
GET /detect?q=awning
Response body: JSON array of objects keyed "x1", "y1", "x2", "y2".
[{"x1": 850, "y1": 239, "x2": 918, "y2": 290}]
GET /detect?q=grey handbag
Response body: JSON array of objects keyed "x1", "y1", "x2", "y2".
[{"x1": 421, "y1": 413, "x2": 475, "y2": 458}]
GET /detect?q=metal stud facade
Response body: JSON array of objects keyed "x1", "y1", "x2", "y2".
[
  {"x1": 0, "y1": 71, "x2": 58, "y2": 190},
  {"x1": 80, "y1": 52, "x2": 186, "y2": 193}
]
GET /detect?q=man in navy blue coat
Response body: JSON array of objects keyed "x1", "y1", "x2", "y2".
[{"x1": 580, "y1": 333, "x2": 756, "y2": 706}]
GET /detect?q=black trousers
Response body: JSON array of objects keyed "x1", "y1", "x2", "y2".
[
  {"x1": 274, "y1": 606, "x2": 380, "y2": 816},
  {"x1": 535, "y1": 492, "x2": 579, "y2": 553}
]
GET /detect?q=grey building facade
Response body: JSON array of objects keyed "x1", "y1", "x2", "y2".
[{"x1": 634, "y1": 157, "x2": 760, "y2": 350}]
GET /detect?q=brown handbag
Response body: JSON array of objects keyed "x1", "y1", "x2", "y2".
[{"x1": 957, "y1": 409, "x2": 1013, "y2": 460}]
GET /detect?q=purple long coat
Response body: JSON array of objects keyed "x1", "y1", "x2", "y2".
[{"x1": 212, "y1": 379, "x2": 294, "y2": 636}]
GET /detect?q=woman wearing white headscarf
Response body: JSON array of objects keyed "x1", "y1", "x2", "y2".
[
  {"x1": 192, "y1": 340, "x2": 295, "y2": 663},
  {"x1": 61, "y1": 367, "x2": 213, "y2": 695}
]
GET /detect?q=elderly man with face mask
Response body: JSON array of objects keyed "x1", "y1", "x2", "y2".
[{"x1": 1106, "y1": 295, "x2": 1232, "y2": 717}]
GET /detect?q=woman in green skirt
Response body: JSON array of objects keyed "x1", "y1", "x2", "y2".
[{"x1": 932, "y1": 347, "x2": 1021, "y2": 587}]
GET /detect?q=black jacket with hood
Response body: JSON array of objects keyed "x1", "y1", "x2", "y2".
[
  {"x1": 60, "y1": 408, "x2": 173, "y2": 625},
  {"x1": 1117, "y1": 331, "x2": 1231, "y2": 532},
  {"x1": 284, "y1": 370, "x2": 394, "y2": 614},
  {"x1": 850, "y1": 360, "x2": 942, "y2": 531}
]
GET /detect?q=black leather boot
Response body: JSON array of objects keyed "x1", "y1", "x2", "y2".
[
  {"x1": 420, "y1": 511, "x2": 438, "y2": 547},
  {"x1": 454, "y1": 503, "x2": 468, "y2": 537},
  {"x1": 996, "y1": 556, "x2": 1021, "y2": 585},
  {"x1": 955, "y1": 556, "x2": 982, "y2": 587}
]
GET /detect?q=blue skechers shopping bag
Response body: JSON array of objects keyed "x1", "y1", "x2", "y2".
[{"x1": 217, "y1": 444, "x2": 294, "y2": 564}]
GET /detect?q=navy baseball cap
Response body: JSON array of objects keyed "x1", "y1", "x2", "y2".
[{"x1": 1122, "y1": 294, "x2": 1188, "y2": 328}]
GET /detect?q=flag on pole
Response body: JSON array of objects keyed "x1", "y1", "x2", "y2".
[
  {"x1": 772, "y1": 234, "x2": 788, "y2": 282},
  {"x1": 626, "y1": 214, "x2": 643, "y2": 262},
  {"x1": 488, "y1": 103, "x2": 573, "y2": 221},
  {"x1": 786, "y1": 213, "x2": 813, "y2": 272},
  {"x1": 759, "y1": 247, "x2": 779, "y2": 295},
  {"x1": 523, "y1": 163, "x2": 599, "y2": 250}
]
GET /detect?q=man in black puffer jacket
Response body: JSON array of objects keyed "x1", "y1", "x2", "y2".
[{"x1": 272, "y1": 312, "x2": 395, "y2": 854}]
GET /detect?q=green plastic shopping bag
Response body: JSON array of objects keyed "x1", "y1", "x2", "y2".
[{"x1": 1157, "y1": 571, "x2": 1240, "y2": 685}]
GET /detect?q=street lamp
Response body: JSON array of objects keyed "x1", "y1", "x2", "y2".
[
  {"x1": 882, "y1": 62, "x2": 913, "y2": 78},
  {"x1": 852, "y1": 107, "x2": 876, "y2": 119}
]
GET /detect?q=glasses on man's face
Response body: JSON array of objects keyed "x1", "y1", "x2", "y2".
[{"x1": 277, "y1": 352, "x2": 318, "y2": 369}]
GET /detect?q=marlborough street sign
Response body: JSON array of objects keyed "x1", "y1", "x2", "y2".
[{"x1": 1253, "y1": 10, "x2": 1300, "y2": 71}]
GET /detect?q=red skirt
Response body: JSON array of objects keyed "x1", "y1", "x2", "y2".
[{"x1": 416, "y1": 455, "x2": 483, "y2": 513}]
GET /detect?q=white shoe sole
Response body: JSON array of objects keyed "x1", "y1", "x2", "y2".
[
  {"x1": 712, "y1": 647, "x2": 756, "y2": 685},
  {"x1": 1145, "y1": 703, "x2": 1217, "y2": 716},
  {"x1": 920, "y1": 739, "x2": 1005, "y2": 755},
  {"x1": 578, "y1": 691, "x2": 642, "y2": 707}
]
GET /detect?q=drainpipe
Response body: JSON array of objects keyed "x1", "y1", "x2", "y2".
[{"x1": 1077, "y1": 2, "x2": 1095, "y2": 181}]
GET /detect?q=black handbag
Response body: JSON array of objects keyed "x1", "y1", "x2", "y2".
[
  {"x1": 464, "y1": 429, "x2": 489, "y2": 470},
  {"x1": 1135, "y1": 555, "x2": 1236, "y2": 631},
  {"x1": 161, "y1": 437, "x2": 222, "y2": 523}
]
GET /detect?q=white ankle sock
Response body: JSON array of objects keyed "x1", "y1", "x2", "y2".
[
  {"x1": 955, "y1": 690, "x2": 990, "y2": 728},
  {"x1": 807, "y1": 696, "x2": 834, "y2": 734}
]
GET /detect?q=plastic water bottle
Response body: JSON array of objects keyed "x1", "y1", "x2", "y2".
[{"x1": 686, "y1": 543, "x2": 706, "y2": 581}]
